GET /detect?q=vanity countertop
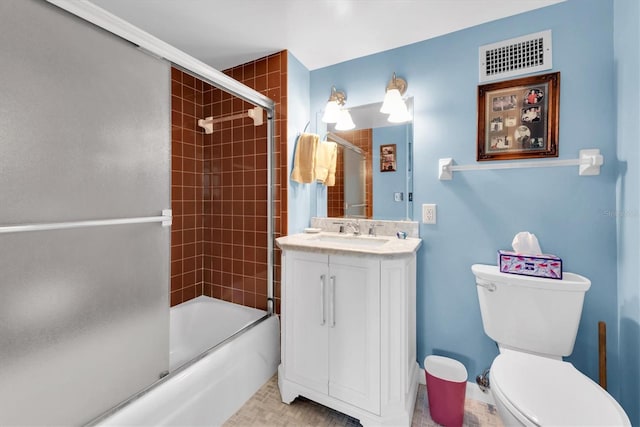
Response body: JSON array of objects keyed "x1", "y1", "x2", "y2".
[{"x1": 275, "y1": 231, "x2": 422, "y2": 257}]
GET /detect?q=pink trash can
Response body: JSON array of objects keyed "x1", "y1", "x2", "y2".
[{"x1": 424, "y1": 355, "x2": 468, "y2": 427}]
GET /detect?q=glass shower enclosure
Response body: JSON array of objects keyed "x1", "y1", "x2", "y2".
[{"x1": 0, "y1": 1, "x2": 171, "y2": 424}]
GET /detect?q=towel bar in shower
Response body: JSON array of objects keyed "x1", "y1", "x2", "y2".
[
  {"x1": 198, "y1": 106, "x2": 263, "y2": 134},
  {"x1": 0, "y1": 209, "x2": 172, "y2": 234}
]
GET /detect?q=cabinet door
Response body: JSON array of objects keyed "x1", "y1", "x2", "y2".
[
  {"x1": 283, "y1": 251, "x2": 329, "y2": 394},
  {"x1": 328, "y1": 255, "x2": 381, "y2": 414}
]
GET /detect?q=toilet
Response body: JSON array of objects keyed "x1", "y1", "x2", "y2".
[{"x1": 472, "y1": 264, "x2": 630, "y2": 426}]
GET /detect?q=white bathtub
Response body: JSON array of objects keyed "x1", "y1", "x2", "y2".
[{"x1": 94, "y1": 296, "x2": 280, "y2": 426}]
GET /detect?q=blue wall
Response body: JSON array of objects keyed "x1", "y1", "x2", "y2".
[
  {"x1": 614, "y1": 0, "x2": 640, "y2": 424},
  {"x1": 373, "y1": 125, "x2": 408, "y2": 219},
  {"x1": 286, "y1": 52, "x2": 312, "y2": 234},
  {"x1": 310, "y1": 0, "x2": 628, "y2": 412}
]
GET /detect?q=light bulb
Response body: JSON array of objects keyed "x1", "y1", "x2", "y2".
[
  {"x1": 335, "y1": 109, "x2": 355, "y2": 131},
  {"x1": 380, "y1": 89, "x2": 404, "y2": 114},
  {"x1": 388, "y1": 101, "x2": 411, "y2": 123},
  {"x1": 322, "y1": 100, "x2": 341, "y2": 123}
]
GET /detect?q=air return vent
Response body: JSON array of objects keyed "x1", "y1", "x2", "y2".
[{"x1": 479, "y1": 30, "x2": 552, "y2": 83}]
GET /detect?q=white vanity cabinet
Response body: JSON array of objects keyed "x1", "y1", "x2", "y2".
[
  {"x1": 281, "y1": 251, "x2": 381, "y2": 413},
  {"x1": 277, "y1": 245, "x2": 419, "y2": 427}
]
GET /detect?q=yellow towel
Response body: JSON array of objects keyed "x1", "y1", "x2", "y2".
[
  {"x1": 291, "y1": 133, "x2": 319, "y2": 184},
  {"x1": 325, "y1": 143, "x2": 338, "y2": 187},
  {"x1": 314, "y1": 141, "x2": 337, "y2": 185}
]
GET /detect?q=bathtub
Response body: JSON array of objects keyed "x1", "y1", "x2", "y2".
[{"x1": 93, "y1": 296, "x2": 280, "y2": 426}]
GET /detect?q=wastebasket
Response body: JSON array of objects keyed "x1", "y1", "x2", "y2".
[{"x1": 424, "y1": 355, "x2": 468, "y2": 427}]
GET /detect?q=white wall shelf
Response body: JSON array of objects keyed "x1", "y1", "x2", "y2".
[{"x1": 438, "y1": 149, "x2": 603, "y2": 180}]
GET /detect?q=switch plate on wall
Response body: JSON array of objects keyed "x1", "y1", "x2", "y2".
[{"x1": 422, "y1": 204, "x2": 436, "y2": 224}]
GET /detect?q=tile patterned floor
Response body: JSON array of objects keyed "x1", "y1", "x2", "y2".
[{"x1": 224, "y1": 375, "x2": 503, "y2": 427}]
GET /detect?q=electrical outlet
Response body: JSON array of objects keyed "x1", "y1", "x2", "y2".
[
  {"x1": 394, "y1": 192, "x2": 403, "y2": 202},
  {"x1": 422, "y1": 204, "x2": 436, "y2": 224}
]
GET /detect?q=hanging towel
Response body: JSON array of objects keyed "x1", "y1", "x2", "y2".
[
  {"x1": 325, "y1": 143, "x2": 338, "y2": 187},
  {"x1": 314, "y1": 141, "x2": 338, "y2": 185},
  {"x1": 291, "y1": 133, "x2": 319, "y2": 183}
]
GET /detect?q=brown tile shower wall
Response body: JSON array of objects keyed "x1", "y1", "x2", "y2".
[
  {"x1": 200, "y1": 51, "x2": 288, "y2": 313},
  {"x1": 171, "y1": 68, "x2": 205, "y2": 306},
  {"x1": 170, "y1": 52, "x2": 288, "y2": 311},
  {"x1": 328, "y1": 129, "x2": 373, "y2": 218}
]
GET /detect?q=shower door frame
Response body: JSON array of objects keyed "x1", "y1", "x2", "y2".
[{"x1": 45, "y1": 0, "x2": 277, "y2": 317}]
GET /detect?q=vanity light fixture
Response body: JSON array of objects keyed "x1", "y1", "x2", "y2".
[
  {"x1": 321, "y1": 86, "x2": 346, "y2": 123},
  {"x1": 335, "y1": 109, "x2": 355, "y2": 131},
  {"x1": 387, "y1": 102, "x2": 411, "y2": 123},
  {"x1": 380, "y1": 72, "x2": 410, "y2": 123}
]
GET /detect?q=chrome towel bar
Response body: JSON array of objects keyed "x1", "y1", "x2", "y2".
[{"x1": 0, "y1": 209, "x2": 172, "y2": 234}]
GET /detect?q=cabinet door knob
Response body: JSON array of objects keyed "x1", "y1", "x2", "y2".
[{"x1": 320, "y1": 275, "x2": 326, "y2": 325}]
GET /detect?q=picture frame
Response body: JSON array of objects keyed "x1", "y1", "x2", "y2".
[
  {"x1": 380, "y1": 144, "x2": 396, "y2": 172},
  {"x1": 477, "y1": 72, "x2": 560, "y2": 161}
]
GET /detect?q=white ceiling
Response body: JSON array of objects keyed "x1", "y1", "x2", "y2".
[{"x1": 89, "y1": 0, "x2": 564, "y2": 71}]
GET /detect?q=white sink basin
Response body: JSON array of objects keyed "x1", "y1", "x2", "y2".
[
  {"x1": 312, "y1": 233, "x2": 390, "y2": 247},
  {"x1": 275, "y1": 231, "x2": 422, "y2": 256}
]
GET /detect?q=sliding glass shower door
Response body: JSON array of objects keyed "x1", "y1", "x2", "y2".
[{"x1": 0, "y1": 1, "x2": 171, "y2": 424}]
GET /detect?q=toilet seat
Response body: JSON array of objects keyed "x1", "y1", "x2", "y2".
[{"x1": 491, "y1": 352, "x2": 630, "y2": 426}]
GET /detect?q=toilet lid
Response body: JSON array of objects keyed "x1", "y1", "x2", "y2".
[{"x1": 491, "y1": 352, "x2": 630, "y2": 426}]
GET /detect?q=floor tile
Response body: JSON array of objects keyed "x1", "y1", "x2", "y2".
[{"x1": 224, "y1": 376, "x2": 503, "y2": 427}]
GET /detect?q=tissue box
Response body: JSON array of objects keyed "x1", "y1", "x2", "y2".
[{"x1": 498, "y1": 250, "x2": 563, "y2": 279}]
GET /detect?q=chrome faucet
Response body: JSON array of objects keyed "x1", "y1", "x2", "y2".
[
  {"x1": 345, "y1": 221, "x2": 360, "y2": 236},
  {"x1": 368, "y1": 223, "x2": 381, "y2": 237}
]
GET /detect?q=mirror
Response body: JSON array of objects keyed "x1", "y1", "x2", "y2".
[{"x1": 317, "y1": 99, "x2": 413, "y2": 220}]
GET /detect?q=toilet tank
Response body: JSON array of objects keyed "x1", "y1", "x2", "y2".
[{"x1": 471, "y1": 264, "x2": 591, "y2": 357}]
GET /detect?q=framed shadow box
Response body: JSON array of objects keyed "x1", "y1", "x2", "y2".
[{"x1": 477, "y1": 72, "x2": 560, "y2": 161}]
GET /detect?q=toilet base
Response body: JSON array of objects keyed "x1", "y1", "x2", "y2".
[
  {"x1": 490, "y1": 385, "x2": 532, "y2": 427},
  {"x1": 489, "y1": 351, "x2": 631, "y2": 427}
]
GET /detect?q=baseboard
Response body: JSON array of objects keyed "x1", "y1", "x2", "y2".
[{"x1": 416, "y1": 367, "x2": 494, "y2": 405}]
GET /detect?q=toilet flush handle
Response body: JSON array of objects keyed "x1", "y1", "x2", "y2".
[{"x1": 476, "y1": 278, "x2": 496, "y2": 292}]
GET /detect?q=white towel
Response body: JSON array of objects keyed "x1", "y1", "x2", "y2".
[
  {"x1": 314, "y1": 141, "x2": 337, "y2": 185},
  {"x1": 291, "y1": 133, "x2": 319, "y2": 183}
]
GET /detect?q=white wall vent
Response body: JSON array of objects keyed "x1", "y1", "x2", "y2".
[{"x1": 479, "y1": 30, "x2": 552, "y2": 83}]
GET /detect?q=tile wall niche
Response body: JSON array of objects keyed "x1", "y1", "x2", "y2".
[
  {"x1": 170, "y1": 51, "x2": 288, "y2": 312},
  {"x1": 327, "y1": 129, "x2": 373, "y2": 218}
]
